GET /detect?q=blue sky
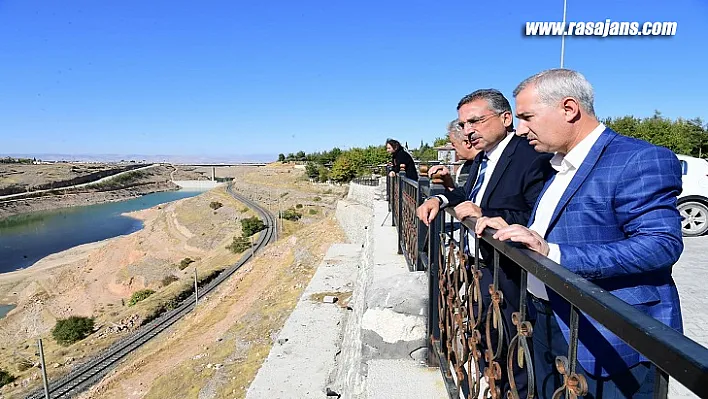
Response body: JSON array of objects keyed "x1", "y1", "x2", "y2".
[{"x1": 1, "y1": 0, "x2": 706, "y2": 161}]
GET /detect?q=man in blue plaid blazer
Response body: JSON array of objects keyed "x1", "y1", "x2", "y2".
[{"x1": 476, "y1": 69, "x2": 684, "y2": 398}]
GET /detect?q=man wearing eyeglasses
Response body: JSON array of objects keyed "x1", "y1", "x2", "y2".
[{"x1": 417, "y1": 88, "x2": 553, "y2": 398}]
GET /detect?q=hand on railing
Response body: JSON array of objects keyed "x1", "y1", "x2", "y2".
[
  {"x1": 453, "y1": 201, "x2": 483, "y2": 221},
  {"x1": 427, "y1": 165, "x2": 455, "y2": 190},
  {"x1": 416, "y1": 197, "x2": 441, "y2": 226},
  {"x1": 475, "y1": 216, "x2": 550, "y2": 256}
]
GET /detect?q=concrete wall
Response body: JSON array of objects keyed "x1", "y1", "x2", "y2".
[{"x1": 346, "y1": 178, "x2": 386, "y2": 209}]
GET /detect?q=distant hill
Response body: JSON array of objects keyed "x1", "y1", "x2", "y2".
[{"x1": 0, "y1": 153, "x2": 278, "y2": 164}]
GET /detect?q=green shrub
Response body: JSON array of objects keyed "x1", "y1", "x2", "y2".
[
  {"x1": 240, "y1": 206, "x2": 249, "y2": 213},
  {"x1": 226, "y1": 235, "x2": 251, "y2": 253},
  {"x1": 241, "y1": 216, "x2": 266, "y2": 237},
  {"x1": 128, "y1": 289, "x2": 156, "y2": 307},
  {"x1": 0, "y1": 369, "x2": 15, "y2": 388},
  {"x1": 209, "y1": 201, "x2": 223, "y2": 210},
  {"x1": 179, "y1": 258, "x2": 195, "y2": 270},
  {"x1": 281, "y1": 208, "x2": 302, "y2": 221},
  {"x1": 323, "y1": 189, "x2": 333, "y2": 194},
  {"x1": 309, "y1": 209, "x2": 318, "y2": 215},
  {"x1": 313, "y1": 196, "x2": 321, "y2": 202},
  {"x1": 295, "y1": 204, "x2": 303, "y2": 209},
  {"x1": 51, "y1": 316, "x2": 95, "y2": 346}
]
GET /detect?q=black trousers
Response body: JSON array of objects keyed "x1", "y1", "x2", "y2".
[{"x1": 529, "y1": 295, "x2": 656, "y2": 398}]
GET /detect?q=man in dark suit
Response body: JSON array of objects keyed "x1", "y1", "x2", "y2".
[
  {"x1": 476, "y1": 69, "x2": 684, "y2": 398},
  {"x1": 417, "y1": 89, "x2": 553, "y2": 398}
]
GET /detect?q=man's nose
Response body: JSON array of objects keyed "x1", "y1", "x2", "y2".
[
  {"x1": 516, "y1": 121, "x2": 529, "y2": 136},
  {"x1": 464, "y1": 125, "x2": 475, "y2": 136}
]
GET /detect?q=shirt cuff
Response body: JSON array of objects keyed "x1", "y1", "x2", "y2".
[
  {"x1": 547, "y1": 243, "x2": 561, "y2": 264},
  {"x1": 434, "y1": 194, "x2": 449, "y2": 208}
]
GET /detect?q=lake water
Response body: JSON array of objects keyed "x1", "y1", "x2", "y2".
[
  {"x1": 0, "y1": 304, "x2": 16, "y2": 319},
  {"x1": 0, "y1": 190, "x2": 206, "y2": 274}
]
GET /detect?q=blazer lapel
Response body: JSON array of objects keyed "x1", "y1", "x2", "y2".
[
  {"x1": 545, "y1": 128, "x2": 618, "y2": 233},
  {"x1": 480, "y1": 135, "x2": 520, "y2": 207}
]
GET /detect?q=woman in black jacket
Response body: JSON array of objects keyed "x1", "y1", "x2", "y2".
[{"x1": 386, "y1": 138, "x2": 418, "y2": 180}]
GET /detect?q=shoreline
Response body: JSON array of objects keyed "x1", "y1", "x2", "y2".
[{"x1": 0, "y1": 181, "x2": 178, "y2": 220}]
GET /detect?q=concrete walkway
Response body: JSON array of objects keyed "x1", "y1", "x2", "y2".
[{"x1": 668, "y1": 235, "x2": 708, "y2": 399}]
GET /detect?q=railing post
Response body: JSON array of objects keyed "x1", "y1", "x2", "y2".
[
  {"x1": 417, "y1": 176, "x2": 429, "y2": 271},
  {"x1": 386, "y1": 166, "x2": 391, "y2": 211},
  {"x1": 397, "y1": 172, "x2": 403, "y2": 255},
  {"x1": 426, "y1": 180, "x2": 445, "y2": 367}
]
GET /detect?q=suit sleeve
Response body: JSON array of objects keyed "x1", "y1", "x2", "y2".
[
  {"x1": 481, "y1": 153, "x2": 554, "y2": 225},
  {"x1": 556, "y1": 147, "x2": 684, "y2": 279},
  {"x1": 439, "y1": 186, "x2": 467, "y2": 208}
]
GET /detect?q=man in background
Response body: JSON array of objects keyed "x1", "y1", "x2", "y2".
[{"x1": 427, "y1": 118, "x2": 480, "y2": 189}]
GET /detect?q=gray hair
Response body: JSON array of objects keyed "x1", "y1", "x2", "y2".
[
  {"x1": 446, "y1": 119, "x2": 465, "y2": 141},
  {"x1": 513, "y1": 68, "x2": 596, "y2": 117}
]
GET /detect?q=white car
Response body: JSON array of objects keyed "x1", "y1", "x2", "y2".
[{"x1": 676, "y1": 154, "x2": 708, "y2": 237}]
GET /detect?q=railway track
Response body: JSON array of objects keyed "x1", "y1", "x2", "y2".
[{"x1": 25, "y1": 184, "x2": 275, "y2": 399}]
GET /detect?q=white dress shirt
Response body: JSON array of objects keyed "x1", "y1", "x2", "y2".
[
  {"x1": 526, "y1": 123, "x2": 606, "y2": 300},
  {"x1": 436, "y1": 131, "x2": 515, "y2": 208}
]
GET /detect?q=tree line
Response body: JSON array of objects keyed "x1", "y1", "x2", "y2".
[
  {"x1": 278, "y1": 137, "x2": 449, "y2": 183},
  {"x1": 602, "y1": 112, "x2": 706, "y2": 158},
  {"x1": 278, "y1": 112, "x2": 706, "y2": 183}
]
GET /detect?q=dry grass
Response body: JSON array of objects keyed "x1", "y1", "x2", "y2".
[{"x1": 77, "y1": 216, "x2": 346, "y2": 399}]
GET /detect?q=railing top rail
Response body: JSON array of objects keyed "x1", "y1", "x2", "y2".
[
  {"x1": 446, "y1": 208, "x2": 708, "y2": 395},
  {"x1": 399, "y1": 174, "x2": 419, "y2": 188}
]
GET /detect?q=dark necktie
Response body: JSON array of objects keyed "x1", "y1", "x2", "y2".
[{"x1": 468, "y1": 154, "x2": 488, "y2": 203}]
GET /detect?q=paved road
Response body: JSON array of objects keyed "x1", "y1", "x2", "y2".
[
  {"x1": 670, "y1": 235, "x2": 708, "y2": 398},
  {"x1": 0, "y1": 164, "x2": 160, "y2": 201}
]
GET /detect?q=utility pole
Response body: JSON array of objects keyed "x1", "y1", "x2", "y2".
[
  {"x1": 560, "y1": 0, "x2": 568, "y2": 68},
  {"x1": 38, "y1": 338, "x2": 50, "y2": 399},
  {"x1": 194, "y1": 266, "x2": 199, "y2": 307}
]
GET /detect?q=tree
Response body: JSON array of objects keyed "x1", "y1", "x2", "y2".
[
  {"x1": 317, "y1": 165, "x2": 330, "y2": 182},
  {"x1": 296, "y1": 150, "x2": 306, "y2": 161},
  {"x1": 605, "y1": 112, "x2": 705, "y2": 157},
  {"x1": 52, "y1": 316, "x2": 95, "y2": 346},
  {"x1": 305, "y1": 162, "x2": 319, "y2": 179},
  {"x1": 433, "y1": 137, "x2": 448, "y2": 147},
  {"x1": 278, "y1": 153, "x2": 285, "y2": 162},
  {"x1": 330, "y1": 153, "x2": 357, "y2": 182},
  {"x1": 241, "y1": 216, "x2": 266, "y2": 236}
]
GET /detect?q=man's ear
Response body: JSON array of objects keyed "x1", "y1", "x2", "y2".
[
  {"x1": 501, "y1": 111, "x2": 513, "y2": 129},
  {"x1": 561, "y1": 97, "x2": 581, "y2": 122}
]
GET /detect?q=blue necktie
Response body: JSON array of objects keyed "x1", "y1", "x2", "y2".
[
  {"x1": 462, "y1": 154, "x2": 488, "y2": 257},
  {"x1": 468, "y1": 155, "x2": 488, "y2": 203}
]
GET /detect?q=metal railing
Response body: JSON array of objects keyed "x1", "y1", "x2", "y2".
[{"x1": 384, "y1": 172, "x2": 708, "y2": 399}]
